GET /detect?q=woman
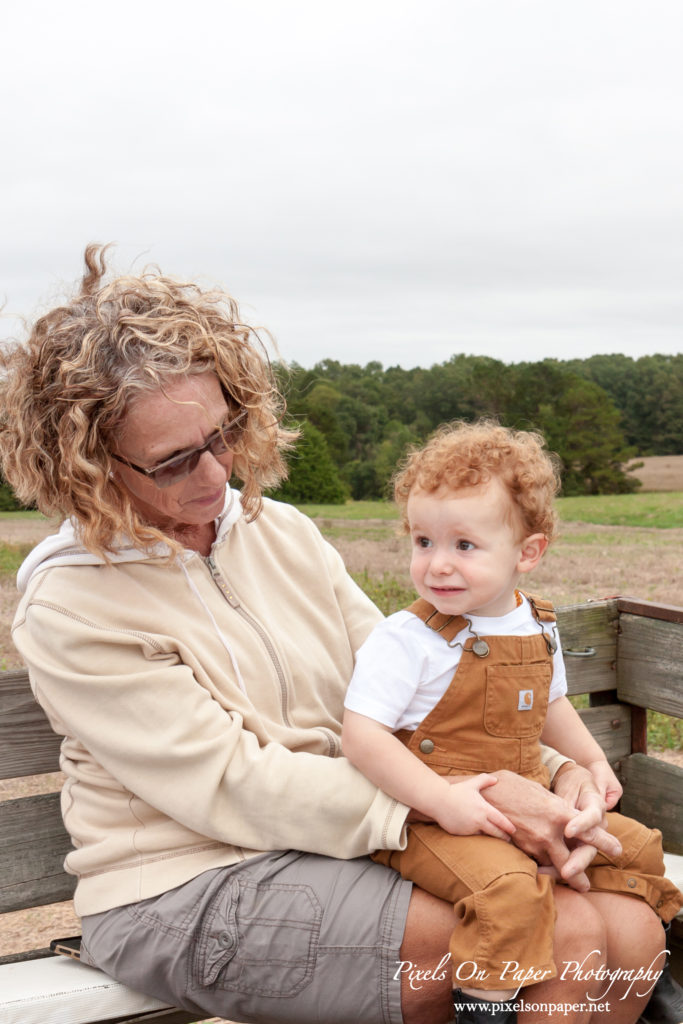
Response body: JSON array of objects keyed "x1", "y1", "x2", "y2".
[{"x1": 0, "y1": 245, "x2": 665, "y2": 1024}]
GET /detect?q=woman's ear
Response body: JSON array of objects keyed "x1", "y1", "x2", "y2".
[{"x1": 517, "y1": 533, "x2": 548, "y2": 574}]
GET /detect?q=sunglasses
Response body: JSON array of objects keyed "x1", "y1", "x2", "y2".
[{"x1": 112, "y1": 408, "x2": 247, "y2": 488}]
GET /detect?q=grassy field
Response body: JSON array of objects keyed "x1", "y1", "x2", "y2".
[
  {"x1": 557, "y1": 491, "x2": 683, "y2": 528},
  {"x1": 298, "y1": 490, "x2": 683, "y2": 528},
  {"x1": 0, "y1": 491, "x2": 681, "y2": 751}
]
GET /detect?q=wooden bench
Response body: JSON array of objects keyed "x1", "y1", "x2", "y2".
[{"x1": 1, "y1": 596, "x2": 681, "y2": 1023}]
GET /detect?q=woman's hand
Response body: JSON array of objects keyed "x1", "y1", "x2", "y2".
[
  {"x1": 585, "y1": 758, "x2": 623, "y2": 809},
  {"x1": 476, "y1": 767, "x2": 622, "y2": 892},
  {"x1": 552, "y1": 761, "x2": 615, "y2": 837},
  {"x1": 548, "y1": 762, "x2": 623, "y2": 889}
]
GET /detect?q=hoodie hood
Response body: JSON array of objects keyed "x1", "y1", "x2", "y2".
[{"x1": 17, "y1": 485, "x2": 244, "y2": 593}]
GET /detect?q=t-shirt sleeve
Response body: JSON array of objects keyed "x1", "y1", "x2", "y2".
[{"x1": 344, "y1": 614, "x2": 427, "y2": 730}]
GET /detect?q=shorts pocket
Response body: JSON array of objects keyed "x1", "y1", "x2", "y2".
[
  {"x1": 192, "y1": 874, "x2": 322, "y2": 997},
  {"x1": 484, "y1": 663, "x2": 550, "y2": 738}
]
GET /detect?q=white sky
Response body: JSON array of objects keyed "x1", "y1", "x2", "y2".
[{"x1": 2, "y1": 0, "x2": 682, "y2": 368}]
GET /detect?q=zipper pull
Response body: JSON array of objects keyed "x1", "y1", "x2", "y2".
[{"x1": 206, "y1": 555, "x2": 240, "y2": 607}]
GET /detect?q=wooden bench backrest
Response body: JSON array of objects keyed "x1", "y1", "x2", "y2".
[
  {"x1": 1, "y1": 598, "x2": 682, "y2": 920},
  {"x1": 0, "y1": 669, "x2": 75, "y2": 915}
]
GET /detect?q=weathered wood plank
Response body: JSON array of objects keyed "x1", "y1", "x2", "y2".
[
  {"x1": 620, "y1": 754, "x2": 683, "y2": 855},
  {"x1": 0, "y1": 670, "x2": 63, "y2": 779},
  {"x1": 618, "y1": 598, "x2": 683, "y2": 625},
  {"x1": 556, "y1": 600, "x2": 619, "y2": 697},
  {"x1": 617, "y1": 614, "x2": 683, "y2": 718},
  {"x1": 577, "y1": 704, "x2": 632, "y2": 767},
  {"x1": 0, "y1": 946, "x2": 52, "y2": 966},
  {"x1": 0, "y1": 793, "x2": 75, "y2": 912}
]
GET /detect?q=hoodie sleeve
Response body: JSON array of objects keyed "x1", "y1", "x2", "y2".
[{"x1": 13, "y1": 595, "x2": 408, "y2": 862}]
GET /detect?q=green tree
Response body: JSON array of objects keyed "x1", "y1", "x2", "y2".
[
  {"x1": 565, "y1": 353, "x2": 683, "y2": 455},
  {"x1": 277, "y1": 353, "x2": 662, "y2": 499},
  {"x1": 412, "y1": 355, "x2": 512, "y2": 429},
  {"x1": 269, "y1": 421, "x2": 349, "y2": 504},
  {"x1": 0, "y1": 474, "x2": 25, "y2": 511},
  {"x1": 345, "y1": 459, "x2": 379, "y2": 501},
  {"x1": 506, "y1": 362, "x2": 638, "y2": 494},
  {"x1": 371, "y1": 421, "x2": 420, "y2": 499}
]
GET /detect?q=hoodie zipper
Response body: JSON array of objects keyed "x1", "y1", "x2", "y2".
[{"x1": 205, "y1": 554, "x2": 292, "y2": 728}]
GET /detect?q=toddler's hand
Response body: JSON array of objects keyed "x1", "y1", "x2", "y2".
[
  {"x1": 586, "y1": 759, "x2": 623, "y2": 810},
  {"x1": 436, "y1": 774, "x2": 516, "y2": 840}
]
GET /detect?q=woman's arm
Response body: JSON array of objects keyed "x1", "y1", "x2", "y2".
[
  {"x1": 342, "y1": 709, "x2": 515, "y2": 839},
  {"x1": 19, "y1": 604, "x2": 408, "y2": 861}
]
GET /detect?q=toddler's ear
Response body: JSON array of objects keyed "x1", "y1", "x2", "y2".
[{"x1": 517, "y1": 533, "x2": 548, "y2": 573}]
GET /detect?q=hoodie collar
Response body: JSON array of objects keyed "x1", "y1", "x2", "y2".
[{"x1": 17, "y1": 485, "x2": 244, "y2": 593}]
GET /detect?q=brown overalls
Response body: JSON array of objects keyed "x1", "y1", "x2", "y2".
[{"x1": 372, "y1": 596, "x2": 682, "y2": 990}]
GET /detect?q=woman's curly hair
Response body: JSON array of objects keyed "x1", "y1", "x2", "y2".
[
  {"x1": 393, "y1": 419, "x2": 561, "y2": 541},
  {"x1": 0, "y1": 244, "x2": 298, "y2": 557}
]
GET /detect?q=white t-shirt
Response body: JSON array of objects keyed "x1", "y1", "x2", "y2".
[{"x1": 344, "y1": 595, "x2": 567, "y2": 732}]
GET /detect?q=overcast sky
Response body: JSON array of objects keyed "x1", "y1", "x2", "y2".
[{"x1": 2, "y1": 0, "x2": 682, "y2": 369}]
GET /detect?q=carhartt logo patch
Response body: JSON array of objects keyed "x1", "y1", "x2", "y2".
[{"x1": 518, "y1": 689, "x2": 534, "y2": 710}]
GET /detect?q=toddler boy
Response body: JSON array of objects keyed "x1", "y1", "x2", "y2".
[{"x1": 342, "y1": 420, "x2": 682, "y2": 1024}]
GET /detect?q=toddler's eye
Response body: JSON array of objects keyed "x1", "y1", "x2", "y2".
[
  {"x1": 416, "y1": 536, "x2": 432, "y2": 548},
  {"x1": 457, "y1": 540, "x2": 475, "y2": 551}
]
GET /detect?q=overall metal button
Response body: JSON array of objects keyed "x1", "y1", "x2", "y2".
[{"x1": 419, "y1": 738, "x2": 435, "y2": 754}]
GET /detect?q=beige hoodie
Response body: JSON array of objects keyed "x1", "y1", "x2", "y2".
[{"x1": 13, "y1": 491, "x2": 408, "y2": 915}]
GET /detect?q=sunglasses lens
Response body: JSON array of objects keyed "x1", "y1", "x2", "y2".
[
  {"x1": 146, "y1": 412, "x2": 245, "y2": 488},
  {"x1": 208, "y1": 434, "x2": 230, "y2": 458},
  {"x1": 151, "y1": 453, "x2": 199, "y2": 488}
]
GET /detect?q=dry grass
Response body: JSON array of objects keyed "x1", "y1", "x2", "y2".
[
  {"x1": 0, "y1": 516, "x2": 57, "y2": 668},
  {"x1": 330, "y1": 519, "x2": 683, "y2": 610},
  {"x1": 628, "y1": 454, "x2": 683, "y2": 492},
  {"x1": 4, "y1": 509, "x2": 681, "y2": 670}
]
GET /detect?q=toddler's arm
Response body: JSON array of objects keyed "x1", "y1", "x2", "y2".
[
  {"x1": 342, "y1": 709, "x2": 515, "y2": 839},
  {"x1": 541, "y1": 696, "x2": 623, "y2": 809}
]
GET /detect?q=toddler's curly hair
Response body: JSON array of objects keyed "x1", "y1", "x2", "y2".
[{"x1": 393, "y1": 420, "x2": 561, "y2": 541}]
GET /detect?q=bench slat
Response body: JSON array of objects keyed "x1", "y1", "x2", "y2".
[
  {"x1": 619, "y1": 753, "x2": 683, "y2": 855},
  {"x1": 0, "y1": 670, "x2": 62, "y2": 780},
  {"x1": 556, "y1": 600, "x2": 618, "y2": 697},
  {"x1": 0, "y1": 793, "x2": 75, "y2": 913},
  {"x1": 0, "y1": 955, "x2": 197, "y2": 1024},
  {"x1": 577, "y1": 704, "x2": 632, "y2": 766},
  {"x1": 617, "y1": 614, "x2": 683, "y2": 718}
]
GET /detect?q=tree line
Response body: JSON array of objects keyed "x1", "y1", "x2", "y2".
[
  {"x1": 1, "y1": 352, "x2": 679, "y2": 510},
  {"x1": 271, "y1": 352, "x2": 682, "y2": 504}
]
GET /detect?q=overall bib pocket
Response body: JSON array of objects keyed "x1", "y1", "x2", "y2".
[{"x1": 484, "y1": 663, "x2": 550, "y2": 738}]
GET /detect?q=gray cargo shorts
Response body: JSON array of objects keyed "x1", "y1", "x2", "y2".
[{"x1": 80, "y1": 850, "x2": 413, "y2": 1024}]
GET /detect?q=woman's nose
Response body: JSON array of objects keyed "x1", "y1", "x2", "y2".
[{"x1": 196, "y1": 449, "x2": 231, "y2": 484}]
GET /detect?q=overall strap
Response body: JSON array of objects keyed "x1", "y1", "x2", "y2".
[
  {"x1": 521, "y1": 591, "x2": 557, "y2": 624},
  {"x1": 406, "y1": 597, "x2": 469, "y2": 645}
]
